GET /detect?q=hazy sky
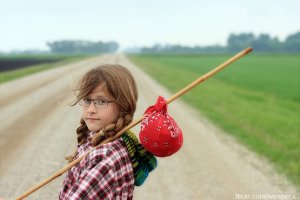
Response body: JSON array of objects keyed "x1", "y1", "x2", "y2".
[{"x1": 1, "y1": 0, "x2": 299, "y2": 52}]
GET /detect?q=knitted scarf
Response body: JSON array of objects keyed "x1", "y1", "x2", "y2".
[{"x1": 121, "y1": 130, "x2": 157, "y2": 186}]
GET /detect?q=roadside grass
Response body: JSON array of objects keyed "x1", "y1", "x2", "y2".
[
  {"x1": 128, "y1": 53, "x2": 300, "y2": 186},
  {"x1": 0, "y1": 54, "x2": 90, "y2": 84}
]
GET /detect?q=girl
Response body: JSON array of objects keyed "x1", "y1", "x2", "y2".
[{"x1": 59, "y1": 64, "x2": 157, "y2": 200}]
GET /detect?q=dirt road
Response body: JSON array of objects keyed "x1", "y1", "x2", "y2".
[{"x1": 0, "y1": 54, "x2": 298, "y2": 200}]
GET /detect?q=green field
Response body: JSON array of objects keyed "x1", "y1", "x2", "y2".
[
  {"x1": 0, "y1": 54, "x2": 90, "y2": 84},
  {"x1": 128, "y1": 53, "x2": 300, "y2": 186}
]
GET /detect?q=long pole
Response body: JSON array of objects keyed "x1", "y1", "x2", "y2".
[{"x1": 15, "y1": 47, "x2": 253, "y2": 200}]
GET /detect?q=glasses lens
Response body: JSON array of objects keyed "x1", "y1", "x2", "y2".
[
  {"x1": 94, "y1": 99, "x2": 107, "y2": 107},
  {"x1": 79, "y1": 98, "x2": 90, "y2": 106}
]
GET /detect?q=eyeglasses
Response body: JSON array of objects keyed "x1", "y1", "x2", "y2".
[{"x1": 78, "y1": 98, "x2": 114, "y2": 108}]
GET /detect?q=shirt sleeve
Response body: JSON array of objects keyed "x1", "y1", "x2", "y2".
[{"x1": 64, "y1": 160, "x2": 116, "y2": 200}]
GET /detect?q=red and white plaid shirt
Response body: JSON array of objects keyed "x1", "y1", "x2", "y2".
[{"x1": 58, "y1": 133, "x2": 134, "y2": 200}]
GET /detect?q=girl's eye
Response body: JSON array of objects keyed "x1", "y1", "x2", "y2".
[
  {"x1": 83, "y1": 98, "x2": 91, "y2": 103},
  {"x1": 94, "y1": 99, "x2": 107, "y2": 105},
  {"x1": 78, "y1": 98, "x2": 92, "y2": 107}
]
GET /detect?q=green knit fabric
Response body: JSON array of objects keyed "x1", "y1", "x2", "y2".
[{"x1": 121, "y1": 130, "x2": 157, "y2": 186}]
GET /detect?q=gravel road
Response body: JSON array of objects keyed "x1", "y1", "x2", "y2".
[{"x1": 0, "y1": 54, "x2": 298, "y2": 200}]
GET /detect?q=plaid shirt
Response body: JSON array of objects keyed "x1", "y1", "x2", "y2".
[{"x1": 58, "y1": 133, "x2": 134, "y2": 200}]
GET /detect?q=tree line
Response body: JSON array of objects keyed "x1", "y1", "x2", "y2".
[
  {"x1": 139, "y1": 31, "x2": 300, "y2": 53},
  {"x1": 47, "y1": 40, "x2": 119, "y2": 54}
]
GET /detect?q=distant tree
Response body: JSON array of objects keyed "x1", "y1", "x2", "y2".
[
  {"x1": 47, "y1": 40, "x2": 119, "y2": 54},
  {"x1": 251, "y1": 34, "x2": 283, "y2": 52},
  {"x1": 227, "y1": 33, "x2": 255, "y2": 51},
  {"x1": 251, "y1": 34, "x2": 271, "y2": 51},
  {"x1": 268, "y1": 37, "x2": 282, "y2": 52},
  {"x1": 137, "y1": 31, "x2": 300, "y2": 54},
  {"x1": 284, "y1": 31, "x2": 300, "y2": 52}
]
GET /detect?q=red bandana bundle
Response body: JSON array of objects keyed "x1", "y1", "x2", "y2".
[{"x1": 139, "y1": 96, "x2": 183, "y2": 157}]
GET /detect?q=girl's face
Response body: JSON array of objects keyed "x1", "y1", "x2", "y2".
[{"x1": 82, "y1": 83, "x2": 119, "y2": 133}]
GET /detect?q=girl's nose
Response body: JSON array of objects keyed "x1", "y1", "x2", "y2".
[{"x1": 87, "y1": 102, "x2": 97, "y2": 112}]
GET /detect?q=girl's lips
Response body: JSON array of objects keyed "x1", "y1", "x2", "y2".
[{"x1": 86, "y1": 118, "x2": 99, "y2": 121}]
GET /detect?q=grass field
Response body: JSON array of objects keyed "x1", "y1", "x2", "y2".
[
  {"x1": 0, "y1": 54, "x2": 90, "y2": 84},
  {"x1": 128, "y1": 53, "x2": 300, "y2": 186}
]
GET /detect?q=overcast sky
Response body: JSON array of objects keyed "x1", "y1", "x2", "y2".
[{"x1": 0, "y1": 0, "x2": 299, "y2": 52}]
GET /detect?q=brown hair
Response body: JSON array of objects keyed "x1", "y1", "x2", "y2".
[{"x1": 72, "y1": 64, "x2": 138, "y2": 147}]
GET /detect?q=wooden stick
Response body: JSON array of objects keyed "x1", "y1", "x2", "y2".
[{"x1": 15, "y1": 47, "x2": 253, "y2": 200}]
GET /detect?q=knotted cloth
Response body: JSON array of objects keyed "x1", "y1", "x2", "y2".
[
  {"x1": 121, "y1": 130, "x2": 157, "y2": 186},
  {"x1": 139, "y1": 96, "x2": 183, "y2": 157}
]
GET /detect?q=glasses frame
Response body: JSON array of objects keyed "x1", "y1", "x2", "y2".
[{"x1": 78, "y1": 97, "x2": 115, "y2": 108}]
